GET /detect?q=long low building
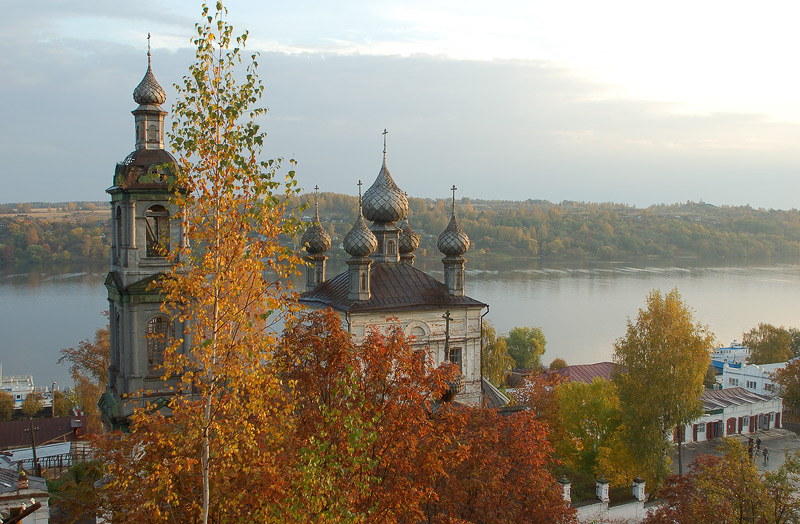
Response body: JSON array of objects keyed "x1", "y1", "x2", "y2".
[
  {"x1": 549, "y1": 363, "x2": 782, "y2": 444},
  {"x1": 675, "y1": 387, "x2": 782, "y2": 443}
]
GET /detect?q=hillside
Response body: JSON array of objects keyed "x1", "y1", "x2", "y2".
[{"x1": 3, "y1": 197, "x2": 800, "y2": 269}]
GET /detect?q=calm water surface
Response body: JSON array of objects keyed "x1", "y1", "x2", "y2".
[{"x1": 2, "y1": 259, "x2": 800, "y2": 387}]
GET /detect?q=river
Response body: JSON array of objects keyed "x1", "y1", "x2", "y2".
[{"x1": 2, "y1": 258, "x2": 800, "y2": 389}]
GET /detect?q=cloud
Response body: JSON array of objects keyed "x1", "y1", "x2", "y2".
[{"x1": 2, "y1": 4, "x2": 799, "y2": 209}]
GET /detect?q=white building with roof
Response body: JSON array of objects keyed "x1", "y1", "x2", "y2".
[
  {"x1": 721, "y1": 361, "x2": 786, "y2": 398},
  {"x1": 299, "y1": 144, "x2": 489, "y2": 405},
  {"x1": 675, "y1": 387, "x2": 782, "y2": 443}
]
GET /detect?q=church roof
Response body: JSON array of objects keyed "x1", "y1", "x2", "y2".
[{"x1": 300, "y1": 262, "x2": 486, "y2": 313}]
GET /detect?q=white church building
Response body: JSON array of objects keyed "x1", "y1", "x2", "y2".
[{"x1": 298, "y1": 148, "x2": 488, "y2": 405}]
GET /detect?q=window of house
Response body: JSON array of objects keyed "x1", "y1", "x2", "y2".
[
  {"x1": 728, "y1": 378, "x2": 739, "y2": 386},
  {"x1": 764, "y1": 383, "x2": 775, "y2": 392},
  {"x1": 145, "y1": 205, "x2": 170, "y2": 257},
  {"x1": 448, "y1": 346, "x2": 462, "y2": 373},
  {"x1": 147, "y1": 315, "x2": 172, "y2": 375},
  {"x1": 742, "y1": 416, "x2": 749, "y2": 426},
  {"x1": 697, "y1": 424, "x2": 705, "y2": 433}
]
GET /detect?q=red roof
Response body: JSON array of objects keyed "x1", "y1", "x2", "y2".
[
  {"x1": 551, "y1": 362, "x2": 621, "y2": 384},
  {"x1": 701, "y1": 386, "x2": 773, "y2": 411}
]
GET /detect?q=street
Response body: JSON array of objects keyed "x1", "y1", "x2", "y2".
[{"x1": 674, "y1": 427, "x2": 800, "y2": 474}]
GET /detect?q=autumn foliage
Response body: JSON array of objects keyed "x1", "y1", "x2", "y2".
[
  {"x1": 95, "y1": 308, "x2": 574, "y2": 523},
  {"x1": 646, "y1": 439, "x2": 800, "y2": 524}
]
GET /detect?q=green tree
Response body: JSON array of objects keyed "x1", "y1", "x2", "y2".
[
  {"x1": 614, "y1": 288, "x2": 714, "y2": 491},
  {"x1": 556, "y1": 378, "x2": 623, "y2": 479},
  {"x1": 505, "y1": 326, "x2": 547, "y2": 369},
  {"x1": 482, "y1": 321, "x2": 514, "y2": 387},
  {"x1": 52, "y1": 390, "x2": 74, "y2": 417},
  {"x1": 21, "y1": 391, "x2": 44, "y2": 418},
  {"x1": 744, "y1": 323, "x2": 794, "y2": 364},
  {"x1": 549, "y1": 357, "x2": 567, "y2": 370},
  {"x1": 0, "y1": 391, "x2": 13, "y2": 421}
]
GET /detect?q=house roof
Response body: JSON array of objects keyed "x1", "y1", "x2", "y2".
[
  {"x1": 550, "y1": 362, "x2": 621, "y2": 384},
  {"x1": 701, "y1": 386, "x2": 773, "y2": 411},
  {"x1": 481, "y1": 377, "x2": 510, "y2": 408},
  {"x1": 299, "y1": 262, "x2": 486, "y2": 313}
]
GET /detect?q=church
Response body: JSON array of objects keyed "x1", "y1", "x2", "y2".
[
  {"x1": 298, "y1": 144, "x2": 489, "y2": 405},
  {"x1": 100, "y1": 51, "x2": 495, "y2": 426},
  {"x1": 100, "y1": 49, "x2": 188, "y2": 426}
]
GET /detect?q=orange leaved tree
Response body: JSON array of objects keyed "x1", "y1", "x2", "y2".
[
  {"x1": 95, "y1": 3, "x2": 303, "y2": 523},
  {"x1": 279, "y1": 309, "x2": 576, "y2": 524}
]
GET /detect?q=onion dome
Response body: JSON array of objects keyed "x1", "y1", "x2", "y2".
[
  {"x1": 399, "y1": 219, "x2": 421, "y2": 254},
  {"x1": 437, "y1": 187, "x2": 470, "y2": 257},
  {"x1": 362, "y1": 158, "x2": 409, "y2": 223},
  {"x1": 301, "y1": 188, "x2": 331, "y2": 255},
  {"x1": 133, "y1": 51, "x2": 167, "y2": 106},
  {"x1": 301, "y1": 222, "x2": 330, "y2": 255},
  {"x1": 344, "y1": 185, "x2": 378, "y2": 257}
]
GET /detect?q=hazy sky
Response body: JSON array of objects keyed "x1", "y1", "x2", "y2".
[{"x1": 2, "y1": 0, "x2": 800, "y2": 208}]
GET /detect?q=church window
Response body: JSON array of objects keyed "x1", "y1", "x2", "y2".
[
  {"x1": 387, "y1": 239, "x2": 396, "y2": 255},
  {"x1": 448, "y1": 346, "x2": 462, "y2": 373},
  {"x1": 147, "y1": 315, "x2": 172, "y2": 375},
  {"x1": 361, "y1": 272, "x2": 368, "y2": 291},
  {"x1": 115, "y1": 205, "x2": 123, "y2": 262},
  {"x1": 147, "y1": 124, "x2": 158, "y2": 142},
  {"x1": 145, "y1": 205, "x2": 170, "y2": 257},
  {"x1": 115, "y1": 311, "x2": 122, "y2": 368},
  {"x1": 455, "y1": 270, "x2": 461, "y2": 289}
]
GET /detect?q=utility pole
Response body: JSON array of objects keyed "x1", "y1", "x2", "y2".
[{"x1": 24, "y1": 421, "x2": 39, "y2": 476}]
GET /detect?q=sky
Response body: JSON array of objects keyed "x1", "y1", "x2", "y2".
[{"x1": 2, "y1": 0, "x2": 800, "y2": 208}]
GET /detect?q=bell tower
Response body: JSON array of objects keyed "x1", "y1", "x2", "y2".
[{"x1": 100, "y1": 38, "x2": 187, "y2": 427}]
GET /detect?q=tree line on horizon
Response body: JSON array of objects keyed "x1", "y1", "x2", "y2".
[{"x1": 4, "y1": 197, "x2": 800, "y2": 270}]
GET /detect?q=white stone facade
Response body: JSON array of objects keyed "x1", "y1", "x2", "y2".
[{"x1": 345, "y1": 306, "x2": 484, "y2": 405}]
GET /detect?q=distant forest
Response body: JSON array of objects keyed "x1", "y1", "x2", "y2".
[
  {"x1": 2, "y1": 196, "x2": 800, "y2": 269},
  {"x1": 302, "y1": 193, "x2": 800, "y2": 261}
]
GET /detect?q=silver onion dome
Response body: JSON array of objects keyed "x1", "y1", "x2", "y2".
[
  {"x1": 301, "y1": 189, "x2": 331, "y2": 255},
  {"x1": 301, "y1": 222, "x2": 330, "y2": 255},
  {"x1": 344, "y1": 187, "x2": 378, "y2": 257},
  {"x1": 399, "y1": 219, "x2": 421, "y2": 254},
  {"x1": 437, "y1": 188, "x2": 470, "y2": 257},
  {"x1": 133, "y1": 53, "x2": 167, "y2": 106},
  {"x1": 362, "y1": 159, "x2": 409, "y2": 223}
]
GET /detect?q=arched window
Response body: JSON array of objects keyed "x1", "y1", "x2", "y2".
[
  {"x1": 115, "y1": 205, "x2": 123, "y2": 262},
  {"x1": 387, "y1": 239, "x2": 396, "y2": 255},
  {"x1": 145, "y1": 205, "x2": 170, "y2": 257},
  {"x1": 147, "y1": 315, "x2": 172, "y2": 375}
]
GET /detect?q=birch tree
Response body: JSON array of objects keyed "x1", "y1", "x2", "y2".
[
  {"x1": 97, "y1": 3, "x2": 303, "y2": 522},
  {"x1": 613, "y1": 288, "x2": 713, "y2": 491}
]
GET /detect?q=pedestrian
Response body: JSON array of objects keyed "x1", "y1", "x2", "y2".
[{"x1": 763, "y1": 447, "x2": 769, "y2": 466}]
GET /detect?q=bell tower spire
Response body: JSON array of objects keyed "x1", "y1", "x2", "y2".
[{"x1": 132, "y1": 33, "x2": 167, "y2": 151}]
